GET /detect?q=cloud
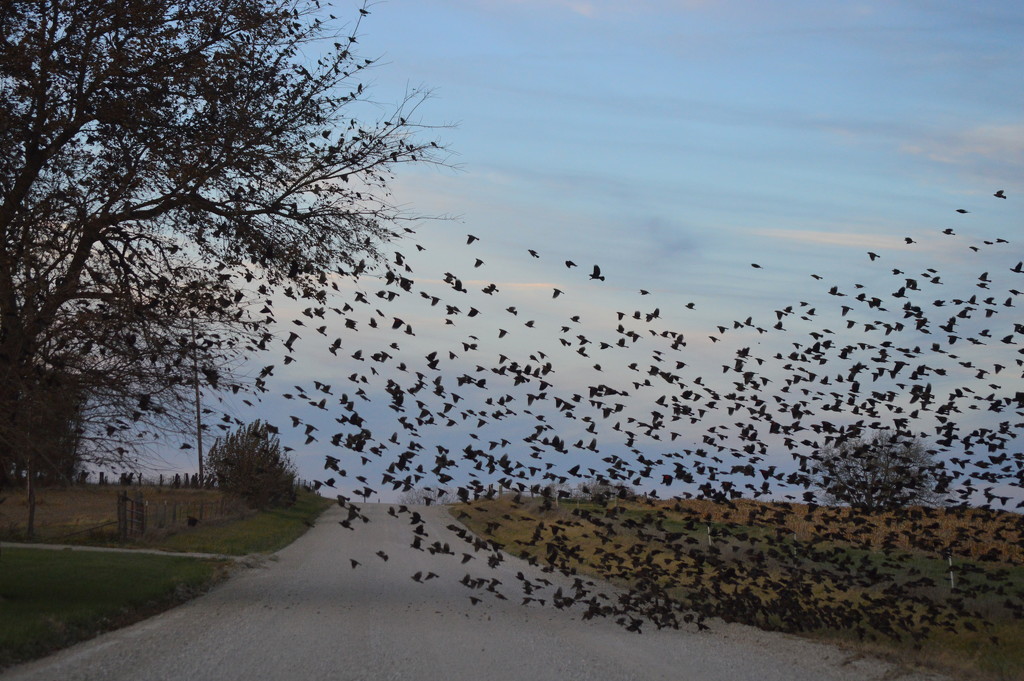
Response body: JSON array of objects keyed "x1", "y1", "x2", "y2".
[
  {"x1": 414, "y1": 278, "x2": 561, "y2": 291},
  {"x1": 466, "y1": 0, "x2": 714, "y2": 18},
  {"x1": 900, "y1": 124, "x2": 1024, "y2": 166},
  {"x1": 565, "y1": 1, "x2": 596, "y2": 16},
  {"x1": 754, "y1": 228, "x2": 916, "y2": 251}
]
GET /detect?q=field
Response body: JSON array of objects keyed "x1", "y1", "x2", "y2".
[
  {"x1": 455, "y1": 495, "x2": 1024, "y2": 681},
  {"x1": 0, "y1": 484, "x2": 333, "y2": 554},
  {"x1": 0, "y1": 484, "x2": 246, "y2": 544}
]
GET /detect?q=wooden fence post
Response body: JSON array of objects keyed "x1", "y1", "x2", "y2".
[
  {"x1": 117, "y1": 492, "x2": 128, "y2": 541},
  {"x1": 134, "y1": 492, "x2": 145, "y2": 536}
]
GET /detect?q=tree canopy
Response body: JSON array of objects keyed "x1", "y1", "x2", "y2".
[
  {"x1": 0, "y1": 0, "x2": 443, "y2": 487},
  {"x1": 810, "y1": 432, "x2": 946, "y2": 512}
]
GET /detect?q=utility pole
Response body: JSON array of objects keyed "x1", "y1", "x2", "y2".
[{"x1": 191, "y1": 318, "x2": 204, "y2": 486}]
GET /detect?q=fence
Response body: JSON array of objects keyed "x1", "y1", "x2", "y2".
[
  {"x1": 116, "y1": 491, "x2": 245, "y2": 539},
  {"x1": 116, "y1": 492, "x2": 145, "y2": 540}
]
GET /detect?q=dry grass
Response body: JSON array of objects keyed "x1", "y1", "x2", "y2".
[
  {"x1": 0, "y1": 484, "x2": 245, "y2": 543},
  {"x1": 651, "y1": 497, "x2": 1024, "y2": 564},
  {"x1": 454, "y1": 495, "x2": 1024, "y2": 681}
]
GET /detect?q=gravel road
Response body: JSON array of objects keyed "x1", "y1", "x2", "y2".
[{"x1": 3, "y1": 504, "x2": 946, "y2": 681}]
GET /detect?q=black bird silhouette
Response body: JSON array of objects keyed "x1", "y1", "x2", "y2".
[{"x1": 188, "y1": 176, "x2": 1023, "y2": 647}]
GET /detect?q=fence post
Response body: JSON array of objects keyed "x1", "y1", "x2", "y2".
[
  {"x1": 117, "y1": 492, "x2": 127, "y2": 541},
  {"x1": 133, "y1": 492, "x2": 145, "y2": 536}
]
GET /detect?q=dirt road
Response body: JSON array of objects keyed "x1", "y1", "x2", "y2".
[{"x1": 2, "y1": 504, "x2": 945, "y2": 681}]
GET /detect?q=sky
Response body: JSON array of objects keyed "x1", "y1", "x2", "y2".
[
  {"x1": 354, "y1": 0, "x2": 1021, "y2": 328},
  {"x1": 150, "y1": 1, "x2": 1023, "y2": 507}
]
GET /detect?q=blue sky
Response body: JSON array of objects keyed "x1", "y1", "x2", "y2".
[
  {"x1": 357, "y1": 0, "x2": 1021, "y2": 319},
  {"x1": 158, "y1": 1, "x2": 1023, "y2": 506}
]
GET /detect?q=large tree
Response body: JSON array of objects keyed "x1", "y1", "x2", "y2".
[{"x1": 0, "y1": 0, "x2": 442, "y2": 498}]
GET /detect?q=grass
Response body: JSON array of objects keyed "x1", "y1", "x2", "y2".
[
  {"x1": 144, "y1": 491, "x2": 332, "y2": 555},
  {"x1": 454, "y1": 495, "x2": 1024, "y2": 681},
  {"x1": 0, "y1": 547, "x2": 229, "y2": 669},
  {"x1": 0, "y1": 485, "x2": 245, "y2": 544},
  {"x1": 0, "y1": 484, "x2": 332, "y2": 555},
  {"x1": 0, "y1": 486, "x2": 332, "y2": 669}
]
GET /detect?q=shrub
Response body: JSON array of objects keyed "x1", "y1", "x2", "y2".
[{"x1": 207, "y1": 421, "x2": 296, "y2": 509}]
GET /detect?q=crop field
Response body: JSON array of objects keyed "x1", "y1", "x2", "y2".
[{"x1": 455, "y1": 495, "x2": 1024, "y2": 681}]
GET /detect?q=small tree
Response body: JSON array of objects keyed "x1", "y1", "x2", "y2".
[
  {"x1": 207, "y1": 420, "x2": 296, "y2": 509},
  {"x1": 573, "y1": 478, "x2": 636, "y2": 505},
  {"x1": 810, "y1": 431, "x2": 945, "y2": 512}
]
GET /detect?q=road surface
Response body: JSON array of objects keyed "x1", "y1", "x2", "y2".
[{"x1": 3, "y1": 504, "x2": 945, "y2": 681}]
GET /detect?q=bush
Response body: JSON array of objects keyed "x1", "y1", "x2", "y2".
[
  {"x1": 810, "y1": 431, "x2": 945, "y2": 512},
  {"x1": 207, "y1": 421, "x2": 296, "y2": 509}
]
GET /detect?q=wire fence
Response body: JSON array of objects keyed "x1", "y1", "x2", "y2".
[
  {"x1": 116, "y1": 491, "x2": 247, "y2": 539},
  {"x1": 2, "y1": 476, "x2": 313, "y2": 542}
]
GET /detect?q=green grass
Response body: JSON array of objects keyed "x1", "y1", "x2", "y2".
[
  {"x1": 0, "y1": 547, "x2": 228, "y2": 669},
  {"x1": 0, "y1": 491, "x2": 332, "y2": 669},
  {"x1": 142, "y1": 491, "x2": 332, "y2": 555}
]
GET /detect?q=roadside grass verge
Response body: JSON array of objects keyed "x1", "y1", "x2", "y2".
[
  {"x1": 0, "y1": 490, "x2": 331, "y2": 669},
  {"x1": 454, "y1": 496, "x2": 1024, "y2": 681},
  {"x1": 144, "y1": 491, "x2": 332, "y2": 555},
  {"x1": 0, "y1": 547, "x2": 229, "y2": 669}
]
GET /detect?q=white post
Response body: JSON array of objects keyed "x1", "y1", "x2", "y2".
[{"x1": 947, "y1": 552, "x2": 955, "y2": 591}]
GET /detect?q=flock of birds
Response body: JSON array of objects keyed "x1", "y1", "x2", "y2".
[{"x1": 218, "y1": 189, "x2": 1021, "y2": 638}]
